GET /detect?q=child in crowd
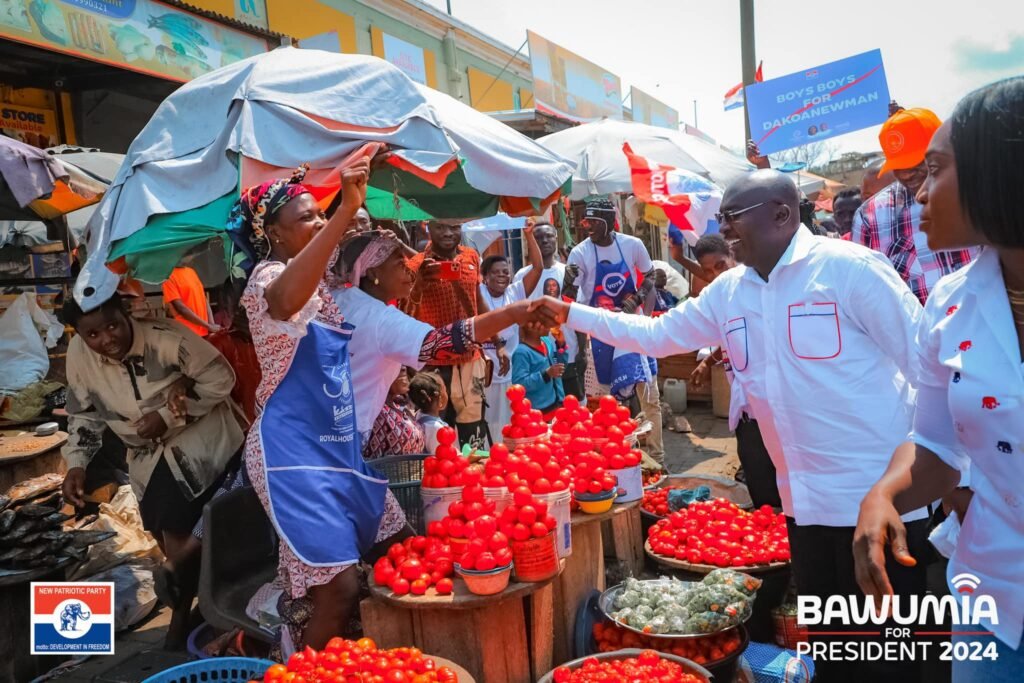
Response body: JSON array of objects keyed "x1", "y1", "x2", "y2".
[
  {"x1": 511, "y1": 326, "x2": 567, "y2": 417},
  {"x1": 651, "y1": 268, "x2": 679, "y2": 314},
  {"x1": 363, "y1": 368, "x2": 425, "y2": 459},
  {"x1": 409, "y1": 371, "x2": 458, "y2": 453}
]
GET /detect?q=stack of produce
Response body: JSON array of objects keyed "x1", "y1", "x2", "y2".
[
  {"x1": 0, "y1": 475, "x2": 115, "y2": 570},
  {"x1": 454, "y1": 506, "x2": 513, "y2": 572},
  {"x1": 647, "y1": 499, "x2": 790, "y2": 567},
  {"x1": 592, "y1": 620, "x2": 743, "y2": 666},
  {"x1": 642, "y1": 471, "x2": 664, "y2": 488},
  {"x1": 501, "y1": 385, "x2": 548, "y2": 440},
  {"x1": 434, "y1": 484, "x2": 498, "y2": 544},
  {"x1": 571, "y1": 451, "x2": 618, "y2": 498},
  {"x1": 550, "y1": 650, "x2": 706, "y2": 683},
  {"x1": 422, "y1": 426, "x2": 472, "y2": 488},
  {"x1": 609, "y1": 571, "x2": 761, "y2": 635},
  {"x1": 498, "y1": 486, "x2": 559, "y2": 542},
  {"x1": 502, "y1": 441, "x2": 572, "y2": 495},
  {"x1": 373, "y1": 535, "x2": 455, "y2": 596},
  {"x1": 254, "y1": 637, "x2": 459, "y2": 682}
]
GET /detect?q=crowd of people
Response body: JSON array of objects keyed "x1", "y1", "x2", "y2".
[{"x1": 55, "y1": 75, "x2": 1021, "y2": 682}]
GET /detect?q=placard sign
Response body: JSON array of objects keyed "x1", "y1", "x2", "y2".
[{"x1": 745, "y1": 49, "x2": 890, "y2": 154}]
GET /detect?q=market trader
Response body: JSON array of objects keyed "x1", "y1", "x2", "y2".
[
  {"x1": 563, "y1": 199, "x2": 663, "y2": 464},
  {"x1": 533, "y1": 170, "x2": 926, "y2": 683}
]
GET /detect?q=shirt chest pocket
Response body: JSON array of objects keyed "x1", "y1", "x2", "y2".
[
  {"x1": 723, "y1": 317, "x2": 749, "y2": 372},
  {"x1": 788, "y1": 302, "x2": 842, "y2": 360}
]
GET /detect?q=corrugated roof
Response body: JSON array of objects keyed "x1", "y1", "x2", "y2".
[{"x1": 158, "y1": 0, "x2": 289, "y2": 41}]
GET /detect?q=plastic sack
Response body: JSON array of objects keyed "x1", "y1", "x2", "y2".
[
  {"x1": 0, "y1": 292, "x2": 63, "y2": 394},
  {"x1": 67, "y1": 486, "x2": 163, "y2": 580},
  {"x1": 84, "y1": 563, "x2": 158, "y2": 631}
]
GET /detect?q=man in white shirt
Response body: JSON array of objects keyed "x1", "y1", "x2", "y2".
[
  {"x1": 479, "y1": 221, "x2": 542, "y2": 445},
  {"x1": 535, "y1": 172, "x2": 927, "y2": 682},
  {"x1": 563, "y1": 199, "x2": 663, "y2": 465},
  {"x1": 512, "y1": 222, "x2": 582, "y2": 398}
]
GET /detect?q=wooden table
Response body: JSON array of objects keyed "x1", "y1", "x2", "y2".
[
  {"x1": 0, "y1": 429, "x2": 67, "y2": 493},
  {"x1": 361, "y1": 569, "x2": 559, "y2": 683},
  {"x1": 550, "y1": 500, "x2": 641, "y2": 665}
]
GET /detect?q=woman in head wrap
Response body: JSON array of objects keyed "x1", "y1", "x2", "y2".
[
  {"x1": 236, "y1": 157, "x2": 406, "y2": 652},
  {"x1": 331, "y1": 229, "x2": 552, "y2": 446}
]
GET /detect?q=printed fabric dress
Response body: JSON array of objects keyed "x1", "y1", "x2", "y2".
[{"x1": 241, "y1": 259, "x2": 407, "y2": 601}]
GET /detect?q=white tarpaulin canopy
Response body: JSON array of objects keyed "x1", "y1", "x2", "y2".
[
  {"x1": 75, "y1": 46, "x2": 574, "y2": 309},
  {"x1": 537, "y1": 118, "x2": 753, "y2": 199}
]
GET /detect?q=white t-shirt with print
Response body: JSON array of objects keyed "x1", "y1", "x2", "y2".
[
  {"x1": 566, "y1": 234, "x2": 653, "y2": 305},
  {"x1": 479, "y1": 281, "x2": 526, "y2": 383},
  {"x1": 331, "y1": 286, "x2": 433, "y2": 435}
]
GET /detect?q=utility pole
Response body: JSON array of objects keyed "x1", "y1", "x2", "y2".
[
  {"x1": 739, "y1": 0, "x2": 756, "y2": 142},
  {"x1": 446, "y1": 0, "x2": 452, "y2": 14},
  {"x1": 693, "y1": 99, "x2": 698, "y2": 130}
]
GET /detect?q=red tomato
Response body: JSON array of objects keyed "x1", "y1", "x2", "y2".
[
  {"x1": 409, "y1": 579, "x2": 428, "y2": 596},
  {"x1": 506, "y1": 384, "x2": 527, "y2": 402},
  {"x1": 475, "y1": 552, "x2": 497, "y2": 571},
  {"x1": 389, "y1": 577, "x2": 410, "y2": 595},
  {"x1": 434, "y1": 578, "x2": 454, "y2": 595}
]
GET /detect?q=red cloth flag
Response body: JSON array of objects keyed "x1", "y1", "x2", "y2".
[{"x1": 622, "y1": 143, "x2": 723, "y2": 234}]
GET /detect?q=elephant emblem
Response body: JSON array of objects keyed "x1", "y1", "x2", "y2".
[
  {"x1": 982, "y1": 396, "x2": 1000, "y2": 410},
  {"x1": 59, "y1": 602, "x2": 91, "y2": 632},
  {"x1": 996, "y1": 442, "x2": 1013, "y2": 454}
]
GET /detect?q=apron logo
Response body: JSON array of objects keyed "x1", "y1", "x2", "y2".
[
  {"x1": 322, "y1": 363, "x2": 353, "y2": 400},
  {"x1": 602, "y1": 272, "x2": 628, "y2": 298}
]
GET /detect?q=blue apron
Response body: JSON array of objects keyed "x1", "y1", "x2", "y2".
[
  {"x1": 258, "y1": 320, "x2": 387, "y2": 566},
  {"x1": 589, "y1": 237, "x2": 657, "y2": 399}
]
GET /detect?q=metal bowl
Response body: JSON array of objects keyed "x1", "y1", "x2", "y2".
[
  {"x1": 537, "y1": 648, "x2": 712, "y2": 683},
  {"x1": 598, "y1": 578, "x2": 742, "y2": 640}
]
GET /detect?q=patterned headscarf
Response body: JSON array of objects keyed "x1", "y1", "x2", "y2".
[
  {"x1": 336, "y1": 230, "x2": 401, "y2": 288},
  {"x1": 227, "y1": 164, "x2": 311, "y2": 265}
]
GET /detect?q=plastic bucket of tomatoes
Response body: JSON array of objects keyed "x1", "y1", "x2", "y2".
[
  {"x1": 511, "y1": 529, "x2": 559, "y2": 582},
  {"x1": 537, "y1": 649, "x2": 712, "y2": 683},
  {"x1": 535, "y1": 486, "x2": 572, "y2": 558},
  {"x1": 421, "y1": 485, "x2": 465, "y2": 527}
]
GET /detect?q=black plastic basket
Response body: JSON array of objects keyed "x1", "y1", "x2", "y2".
[{"x1": 368, "y1": 454, "x2": 428, "y2": 534}]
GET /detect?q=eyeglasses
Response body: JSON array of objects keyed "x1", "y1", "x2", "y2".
[
  {"x1": 716, "y1": 202, "x2": 768, "y2": 225},
  {"x1": 581, "y1": 217, "x2": 608, "y2": 229}
]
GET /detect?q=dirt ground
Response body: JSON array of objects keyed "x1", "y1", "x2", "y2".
[{"x1": 661, "y1": 403, "x2": 740, "y2": 478}]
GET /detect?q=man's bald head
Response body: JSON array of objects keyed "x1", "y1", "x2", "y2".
[
  {"x1": 723, "y1": 170, "x2": 800, "y2": 220},
  {"x1": 719, "y1": 170, "x2": 802, "y2": 280}
]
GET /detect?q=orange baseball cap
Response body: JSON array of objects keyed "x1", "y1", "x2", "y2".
[{"x1": 877, "y1": 108, "x2": 942, "y2": 177}]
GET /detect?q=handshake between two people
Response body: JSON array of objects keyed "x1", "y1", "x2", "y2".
[{"x1": 503, "y1": 296, "x2": 571, "y2": 332}]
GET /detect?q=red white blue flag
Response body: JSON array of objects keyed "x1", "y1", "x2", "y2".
[
  {"x1": 723, "y1": 62, "x2": 764, "y2": 111},
  {"x1": 622, "y1": 143, "x2": 723, "y2": 236}
]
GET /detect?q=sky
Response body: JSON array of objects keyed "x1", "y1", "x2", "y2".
[{"x1": 422, "y1": 0, "x2": 1024, "y2": 159}]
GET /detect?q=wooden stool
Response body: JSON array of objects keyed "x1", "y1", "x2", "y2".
[
  {"x1": 362, "y1": 571, "x2": 558, "y2": 683},
  {"x1": 550, "y1": 500, "x2": 641, "y2": 664}
]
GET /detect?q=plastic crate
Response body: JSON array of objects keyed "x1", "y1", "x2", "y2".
[
  {"x1": 141, "y1": 657, "x2": 275, "y2": 683},
  {"x1": 369, "y1": 454, "x2": 427, "y2": 534}
]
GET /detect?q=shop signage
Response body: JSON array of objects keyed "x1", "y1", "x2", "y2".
[
  {"x1": 745, "y1": 49, "x2": 891, "y2": 154},
  {"x1": 0, "y1": 104, "x2": 59, "y2": 148},
  {"x1": 381, "y1": 32, "x2": 427, "y2": 85},
  {"x1": 630, "y1": 86, "x2": 679, "y2": 129},
  {"x1": 234, "y1": 0, "x2": 267, "y2": 30},
  {"x1": 0, "y1": 0, "x2": 268, "y2": 83},
  {"x1": 527, "y1": 30, "x2": 622, "y2": 123}
]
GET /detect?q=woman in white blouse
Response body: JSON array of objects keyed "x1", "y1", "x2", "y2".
[{"x1": 854, "y1": 76, "x2": 1024, "y2": 681}]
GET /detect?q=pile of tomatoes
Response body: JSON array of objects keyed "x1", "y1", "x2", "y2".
[
  {"x1": 641, "y1": 487, "x2": 672, "y2": 517},
  {"x1": 550, "y1": 650, "x2": 706, "y2": 683},
  {"x1": 571, "y1": 450, "x2": 619, "y2": 497},
  {"x1": 374, "y1": 535, "x2": 455, "y2": 597},
  {"x1": 256, "y1": 637, "x2": 458, "y2": 683},
  {"x1": 647, "y1": 499, "x2": 790, "y2": 567},
  {"x1": 422, "y1": 427, "x2": 472, "y2": 488},
  {"x1": 435, "y1": 484, "x2": 499, "y2": 541},
  {"x1": 494, "y1": 486, "x2": 558, "y2": 542},
  {"x1": 452, "y1": 497, "x2": 514, "y2": 572},
  {"x1": 592, "y1": 620, "x2": 742, "y2": 666},
  {"x1": 551, "y1": 395, "x2": 636, "y2": 453},
  {"x1": 501, "y1": 385, "x2": 549, "y2": 440},
  {"x1": 642, "y1": 471, "x2": 663, "y2": 488},
  {"x1": 499, "y1": 440, "x2": 573, "y2": 495}
]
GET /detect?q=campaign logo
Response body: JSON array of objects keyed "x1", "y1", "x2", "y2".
[{"x1": 31, "y1": 582, "x2": 114, "y2": 655}]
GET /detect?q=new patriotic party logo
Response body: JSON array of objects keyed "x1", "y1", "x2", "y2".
[{"x1": 31, "y1": 582, "x2": 115, "y2": 655}]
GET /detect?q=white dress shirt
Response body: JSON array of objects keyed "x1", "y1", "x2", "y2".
[
  {"x1": 567, "y1": 227, "x2": 926, "y2": 527},
  {"x1": 910, "y1": 248, "x2": 1024, "y2": 649}
]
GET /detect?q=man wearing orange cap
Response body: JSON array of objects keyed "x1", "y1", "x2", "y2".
[{"x1": 851, "y1": 104, "x2": 977, "y2": 304}]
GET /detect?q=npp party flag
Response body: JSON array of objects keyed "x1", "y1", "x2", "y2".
[
  {"x1": 622, "y1": 143, "x2": 723, "y2": 235},
  {"x1": 723, "y1": 61, "x2": 764, "y2": 111}
]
